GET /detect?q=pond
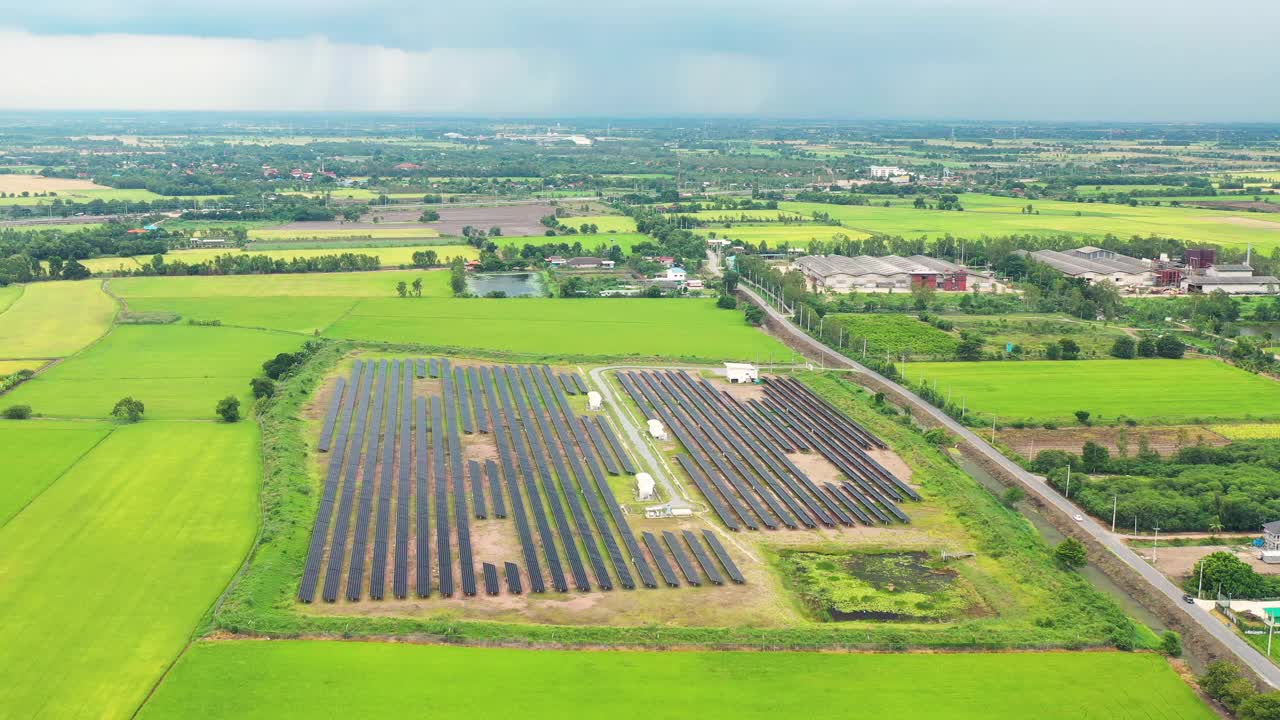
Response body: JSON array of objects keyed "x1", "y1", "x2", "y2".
[{"x1": 466, "y1": 272, "x2": 545, "y2": 297}]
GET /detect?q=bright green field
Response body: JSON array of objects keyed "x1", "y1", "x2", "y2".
[
  {"x1": 323, "y1": 298, "x2": 787, "y2": 360},
  {"x1": 493, "y1": 232, "x2": 648, "y2": 252},
  {"x1": 698, "y1": 224, "x2": 870, "y2": 246},
  {"x1": 0, "y1": 359, "x2": 43, "y2": 374},
  {"x1": 908, "y1": 358, "x2": 1280, "y2": 423},
  {"x1": 0, "y1": 187, "x2": 166, "y2": 206},
  {"x1": 0, "y1": 420, "x2": 111, "y2": 526},
  {"x1": 561, "y1": 215, "x2": 637, "y2": 233},
  {"x1": 248, "y1": 226, "x2": 441, "y2": 240},
  {"x1": 140, "y1": 244, "x2": 477, "y2": 268},
  {"x1": 0, "y1": 283, "x2": 22, "y2": 313},
  {"x1": 138, "y1": 641, "x2": 1211, "y2": 720},
  {"x1": 79, "y1": 255, "x2": 143, "y2": 273},
  {"x1": 777, "y1": 194, "x2": 1280, "y2": 249},
  {"x1": 4, "y1": 324, "x2": 303, "y2": 419},
  {"x1": 0, "y1": 422, "x2": 260, "y2": 719},
  {"x1": 0, "y1": 281, "x2": 116, "y2": 358},
  {"x1": 112, "y1": 270, "x2": 451, "y2": 298}
]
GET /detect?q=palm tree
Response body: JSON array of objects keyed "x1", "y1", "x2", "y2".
[{"x1": 1209, "y1": 517, "x2": 1224, "y2": 535}]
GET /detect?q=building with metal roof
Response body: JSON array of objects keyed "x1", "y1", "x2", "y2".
[
  {"x1": 793, "y1": 254, "x2": 967, "y2": 292},
  {"x1": 1023, "y1": 247, "x2": 1153, "y2": 287}
]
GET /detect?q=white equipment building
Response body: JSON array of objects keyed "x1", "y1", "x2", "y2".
[
  {"x1": 723, "y1": 362, "x2": 759, "y2": 384},
  {"x1": 586, "y1": 390, "x2": 603, "y2": 411},
  {"x1": 647, "y1": 419, "x2": 668, "y2": 440},
  {"x1": 636, "y1": 473, "x2": 656, "y2": 501}
]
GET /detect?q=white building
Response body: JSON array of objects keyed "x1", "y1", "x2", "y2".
[
  {"x1": 636, "y1": 473, "x2": 656, "y2": 501},
  {"x1": 1183, "y1": 264, "x2": 1280, "y2": 295},
  {"x1": 647, "y1": 419, "x2": 668, "y2": 441},
  {"x1": 723, "y1": 362, "x2": 759, "y2": 384},
  {"x1": 1262, "y1": 521, "x2": 1280, "y2": 564},
  {"x1": 793, "y1": 254, "x2": 969, "y2": 293},
  {"x1": 586, "y1": 391, "x2": 603, "y2": 411},
  {"x1": 666, "y1": 267, "x2": 687, "y2": 282},
  {"x1": 1024, "y1": 247, "x2": 1154, "y2": 288},
  {"x1": 869, "y1": 165, "x2": 907, "y2": 180}
]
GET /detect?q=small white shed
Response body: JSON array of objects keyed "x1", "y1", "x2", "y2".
[
  {"x1": 647, "y1": 419, "x2": 668, "y2": 440},
  {"x1": 586, "y1": 391, "x2": 603, "y2": 411},
  {"x1": 636, "y1": 473, "x2": 656, "y2": 501},
  {"x1": 724, "y1": 362, "x2": 759, "y2": 384}
]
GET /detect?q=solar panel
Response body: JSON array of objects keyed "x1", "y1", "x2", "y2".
[
  {"x1": 485, "y1": 459, "x2": 506, "y2": 518},
  {"x1": 642, "y1": 532, "x2": 680, "y2": 588},
  {"x1": 431, "y1": 395, "x2": 454, "y2": 597},
  {"x1": 468, "y1": 366, "x2": 489, "y2": 433},
  {"x1": 321, "y1": 360, "x2": 383, "y2": 602},
  {"x1": 581, "y1": 416, "x2": 620, "y2": 475},
  {"x1": 593, "y1": 416, "x2": 637, "y2": 474},
  {"x1": 485, "y1": 367, "x2": 545, "y2": 593},
  {"x1": 393, "y1": 362, "x2": 414, "y2": 599},
  {"x1": 573, "y1": 374, "x2": 588, "y2": 394},
  {"x1": 316, "y1": 376, "x2": 347, "y2": 452},
  {"x1": 682, "y1": 530, "x2": 724, "y2": 585},
  {"x1": 468, "y1": 460, "x2": 487, "y2": 519},
  {"x1": 505, "y1": 562, "x2": 523, "y2": 594},
  {"x1": 455, "y1": 367, "x2": 474, "y2": 434},
  {"x1": 701, "y1": 530, "x2": 745, "y2": 584},
  {"x1": 369, "y1": 360, "x2": 402, "y2": 600},
  {"x1": 415, "y1": 397, "x2": 431, "y2": 597},
  {"x1": 560, "y1": 373, "x2": 578, "y2": 395},
  {"x1": 483, "y1": 562, "x2": 500, "y2": 596},
  {"x1": 428, "y1": 358, "x2": 439, "y2": 378},
  {"x1": 662, "y1": 530, "x2": 700, "y2": 586}
]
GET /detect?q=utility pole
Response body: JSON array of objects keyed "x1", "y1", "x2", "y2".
[
  {"x1": 990, "y1": 416, "x2": 997, "y2": 444},
  {"x1": 1198, "y1": 559, "x2": 1205, "y2": 599},
  {"x1": 1111, "y1": 496, "x2": 1117, "y2": 533},
  {"x1": 1152, "y1": 525, "x2": 1161, "y2": 566},
  {"x1": 1064, "y1": 465, "x2": 1071, "y2": 498}
]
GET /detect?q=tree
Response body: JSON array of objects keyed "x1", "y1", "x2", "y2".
[
  {"x1": 111, "y1": 396, "x2": 145, "y2": 423},
  {"x1": 250, "y1": 377, "x2": 275, "y2": 399},
  {"x1": 1190, "y1": 552, "x2": 1270, "y2": 599},
  {"x1": 1081, "y1": 441, "x2": 1110, "y2": 471},
  {"x1": 1058, "y1": 338, "x2": 1081, "y2": 360},
  {"x1": 1053, "y1": 537, "x2": 1087, "y2": 569},
  {"x1": 1044, "y1": 341, "x2": 1062, "y2": 360},
  {"x1": 955, "y1": 335, "x2": 983, "y2": 361},
  {"x1": 716, "y1": 294, "x2": 738, "y2": 310},
  {"x1": 449, "y1": 257, "x2": 467, "y2": 296},
  {"x1": 418, "y1": 209, "x2": 440, "y2": 222},
  {"x1": 1239, "y1": 693, "x2": 1280, "y2": 720},
  {"x1": 911, "y1": 282, "x2": 935, "y2": 310},
  {"x1": 262, "y1": 352, "x2": 301, "y2": 380},
  {"x1": 61, "y1": 259, "x2": 90, "y2": 280},
  {"x1": 744, "y1": 305, "x2": 765, "y2": 326},
  {"x1": 411, "y1": 278, "x2": 423, "y2": 297},
  {"x1": 396, "y1": 281, "x2": 408, "y2": 297},
  {"x1": 1137, "y1": 336, "x2": 1158, "y2": 358},
  {"x1": 341, "y1": 206, "x2": 363, "y2": 222},
  {"x1": 723, "y1": 269, "x2": 739, "y2": 293},
  {"x1": 1110, "y1": 336, "x2": 1137, "y2": 359},
  {"x1": 488, "y1": 226, "x2": 502, "y2": 237},
  {"x1": 1156, "y1": 334, "x2": 1186, "y2": 359},
  {"x1": 1160, "y1": 630, "x2": 1182, "y2": 657},
  {"x1": 2, "y1": 404, "x2": 32, "y2": 419},
  {"x1": 1199, "y1": 661, "x2": 1245, "y2": 700},
  {"x1": 644, "y1": 285, "x2": 664, "y2": 298},
  {"x1": 216, "y1": 395, "x2": 241, "y2": 422},
  {"x1": 1074, "y1": 410, "x2": 1091, "y2": 425}
]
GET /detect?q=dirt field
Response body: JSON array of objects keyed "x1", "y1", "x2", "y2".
[
  {"x1": 1000, "y1": 425, "x2": 1229, "y2": 458},
  {"x1": 1142, "y1": 544, "x2": 1280, "y2": 582},
  {"x1": 0, "y1": 175, "x2": 108, "y2": 193},
  {"x1": 1191, "y1": 201, "x2": 1280, "y2": 213},
  {"x1": 275, "y1": 203, "x2": 557, "y2": 237}
]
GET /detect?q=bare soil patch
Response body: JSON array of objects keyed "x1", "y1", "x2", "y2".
[
  {"x1": 1190, "y1": 201, "x2": 1280, "y2": 213},
  {"x1": 0, "y1": 175, "x2": 108, "y2": 193},
  {"x1": 1000, "y1": 425, "x2": 1228, "y2": 458},
  {"x1": 1199, "y1": 215, "x2": 1280, "y2": 229},
  {"x1": 1143, "y1": 545, "x2": 1280, "y2": 582}
]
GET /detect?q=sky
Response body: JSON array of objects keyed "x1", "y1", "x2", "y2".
[{"x1": 0, "y1": 0, "x2": 1276, "y2": 120}]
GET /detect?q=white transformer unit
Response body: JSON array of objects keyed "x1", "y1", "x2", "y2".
[
  {"x1": 636, "y1": 473, "x2": 656, "y2": 501},
  {"x1": 723, "y1": 362, "x2": 759, "y2": 384},
  {"x1": 647, "y1": 419, "x2": 668, "y2": 440},
  {"x1": 586, "y1": 391, "x2": 603, "y2": 411}
]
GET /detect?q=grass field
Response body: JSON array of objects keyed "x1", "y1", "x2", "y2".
[
  {"x1": 0, "y1": 359, "x2": 43, "y2": 374},
  {"x1": 0, "y1": 283, "x2": 22, "y2": 313},
  {"x1": 138, "y1": 641, "x2": 1211, "y2": 720},
  {"x1": 248, "y1": 226, "x2": 442, "y2": 240},
  {"x1": 776, "y1": 194, "x2": 1280, "y2": 249},
  {"x1": 0, "y1": 280, "x2": 116, "y2": 358},
  {"x1": 79, "y1": 255, "x2": 143, "y2": 273},
  {"x1": 323, "y1": 298, "x2": 788, "y2": 360},
  {"x1": 138, "y1": 244, "x2": 478, "y2": 268},
  {"x1": 941, "y1": 314, "x2": 1131, "y2": 359},
  {"x1": 908, "y1": 358, "x2": 1280, "y2": 423},
  {"x1": 5, "y1": 324, "x2": 304, "y2": 419},
  {"x1": 0, "y1": 422, "x2": 260, "y2": 719},
  {"x1": 0, "y1": 187, "x2": 169, "y2": 206},
  {"x1": 827, "y1": 314, "x2": 958, "y2": 358},
  {"x1": 0, "y1": 420, "x2": 112, "y2": 526},
  {"x1": 560, "y1": 215, "x2": 637, "y2": 233},
  {"x1": 1209, "y1": 423, "x2": 1280, "y2": 440},
  {"x1": 697, "y1": 224, "x2": 870, "y2": 246},
  {"x1": 112, "y1": 270, "x2": 451, "y2": 298},
  {"x1": 492, "y1": 232, "x2": 648, "y2": 252}
]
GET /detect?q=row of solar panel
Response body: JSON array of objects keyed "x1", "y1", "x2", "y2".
[
  {"x1": 302, "y1": 359, "x2": 742, "y2": 602},
  {"x1": 616, "y1": 370, "x2": 916, "y2": 533}
]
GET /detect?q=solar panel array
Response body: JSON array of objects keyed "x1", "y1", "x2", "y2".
[
  {"x1": 616, "y1": 370, "x2": 916, "y2": 533},
  {"x1": 299, "y1": 359, "x2": 745, "y2": 603}
]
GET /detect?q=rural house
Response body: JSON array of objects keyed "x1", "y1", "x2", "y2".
[{"x1": 566, "y1": 257, "x2": 602, "y2": 269}]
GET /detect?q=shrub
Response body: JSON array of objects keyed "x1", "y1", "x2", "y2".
[
  {"x1": 716, "y1": 294, "x2": 738, "y2": 310},
  {"x1": 1239, "y1": 692, "x2": 1280, "y2": 720},
  {"x1": 216, "y1": 396, "x2": 241, "y2": 423},
  {"x1": 1160, "y1": 630, "x2": 1182, "y2": 657},
  {"x1": 1074, "y1": 410, "x2": 1091, "y2": 425},
  {"x1": 2, "y1": 404, "x2": 32, "y2": 419},
  {"x1": 1053, "y1": 538, "x2": 1087, "y2": 569},
  {"x1": 250, "y1": 377, "x2": 276, "y2": 399},
  {"x1": 1002, "y1": 486, "x2": 1026, "y2": 506},
  {"x1": 1110, "y1": 336, "x2": 1137, "y2": 359}
]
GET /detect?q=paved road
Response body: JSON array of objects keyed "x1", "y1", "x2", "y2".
[{"x1": 739, "y1": 284, "x2": 1280, "y2": 686}]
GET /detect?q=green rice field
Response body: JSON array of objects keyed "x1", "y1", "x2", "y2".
[
  {"x1": 0, "y1": 187, "x2": 169, "y2": 206},
  {"x1": 0, "y1": 280, "x2": 116, "y2": 358},
  {"x1": 323, "y1": 298, "x2": 788, "y2": 360},
  {"x1": 4, "y1": 324, "x2": 304, "y2": 419},
  {"x1": 111, "y1": 270, "x2": 451, "y2": 298},
  {"x1": 772, "y1": 194, "x2": 1280, "y2": 249},
  {"x1": 149, "y1": 244, "x2": 477, "y2": 267},
  {"x1": 138, "y1": 641, "x2": 1212, "y2": 720},
  {"x1": 0, "y1": 422, "x2": 260, "y2": 719},
  {"x1": 492, "y1": 232, "x2": 648, "y2": 252},
  {"x1": 907, "y1": 358, "x2": 1280, "y2": 423},
  {"x1": 0, "y1": 420, "x2": 112, "y2": 526},
  {"x1": 698, "y1": 224, "x2": 870, "y2": 246},
  {"x1": 561, "y1": 215, "x2": 637, "y2": 233}
]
